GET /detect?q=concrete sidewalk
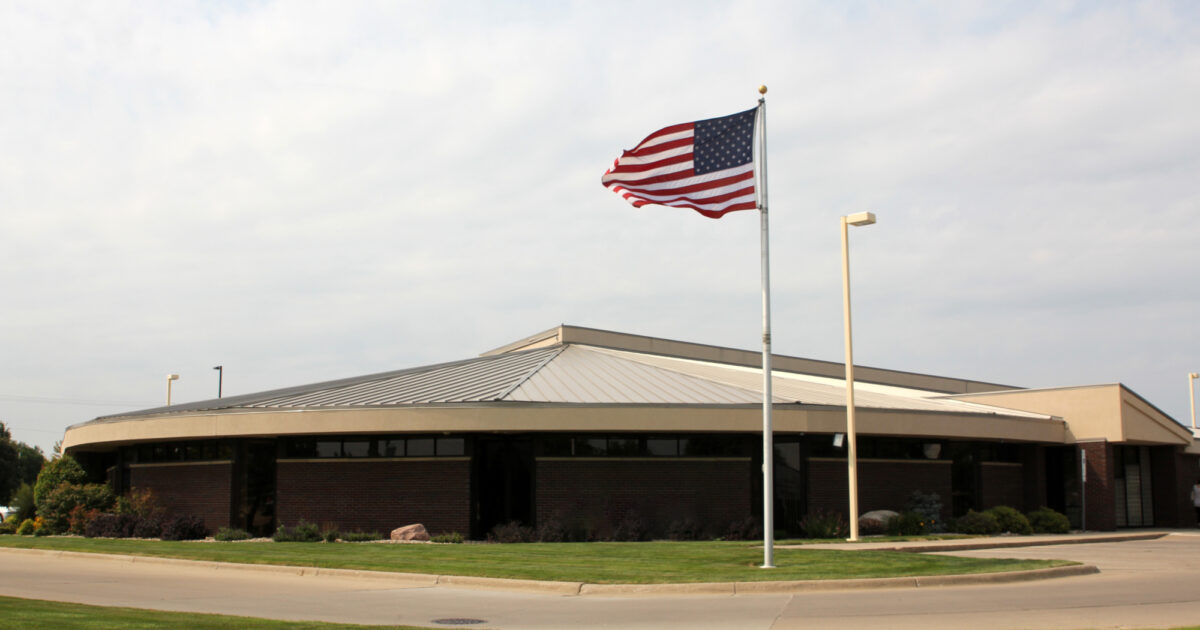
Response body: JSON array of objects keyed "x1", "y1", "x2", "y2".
[{"x1": 790, "y1": 528, "x2": 1172, "y2": 553}]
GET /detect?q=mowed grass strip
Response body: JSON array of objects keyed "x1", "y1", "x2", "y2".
[
  {"x1": 0, "y1": 537, "x2": 1069, "y2": 584},
  {"x1": 0, "y1": 595, "x2": 426, "y2": 630}
]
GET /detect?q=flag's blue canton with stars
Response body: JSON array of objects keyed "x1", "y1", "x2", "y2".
[
  {"x1": 693, "y1": 108, "x2": 756, "y2": 175},
  {"x1": 601, "y1": 106, "x2": 758, "y2": 219}
]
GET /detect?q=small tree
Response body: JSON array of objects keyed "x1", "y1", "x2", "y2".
[{"x1": 34, "y1": 455, "x2": 87, "y2": 509}]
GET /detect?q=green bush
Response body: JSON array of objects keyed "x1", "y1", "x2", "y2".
[
  {"x1": 1027, "y1": 507, "x2": 1070, "y2": 534},
  {"x1": 160, "y1": 515, "x2": 208, "y2": 541},
  {"x1": 321, "y1": 525, "x2": 340, "y2": 543},
  {"x1": 273, "y1": 520, "x2": 322, "y2": 542},
  {"x1": 798, "y1": 509, "x2": 849, "y2": 539},
  {"x1": 905, "y1": 491, "x2": 945, "y2": 533},
  {"x1": 490, "y1": 521, "x2": 536, "y2": 543},
  {"x1": 39, "y1": 483, "x2": 115, "y2": 534},
  {"x1": 214, "y1": 527, "x2": 254, "y2": 541},
  {"x1": 885, "y1": 511, "x2": 927, "y2": 536},
  {"x1": 954, "y1": 509, "x2": 1001, "y2": 535},
  {"x1": 723, "y1": 516, "x2": 761, "y2": 541},
  {"x1": 431, "y1": 532, "x2": 464, "y2": 544},
  {"x1": 985, "y1": 505, "x2": 1033, "y2": 535},
  {"x1": 16, "y1": 518, "x2": 37, "y2": 535},
  {"x1": 341, "y1": 530, "x2": 385, "y2": 542},
  {"x1": 33, "y1": 456, "x2": 87, "y2": 510},
  {"x1": 11, "y1": 482, "x2": 36, "y2": 523}
]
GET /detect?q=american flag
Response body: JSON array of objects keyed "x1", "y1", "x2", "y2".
[{"x1": 601, "y1": 107, "x2": 758, "y2": 219}]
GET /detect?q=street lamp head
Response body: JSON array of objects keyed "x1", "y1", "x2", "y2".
[
  {"x1": 845, "y1": 212, "x2": 876, "y2": 227},
  {"x1": 166, "y1": 374, "x2": 179, "y2": 381},
  {"x1": 1191, "y1": 373, "x2": 1199, "y2": 379}
]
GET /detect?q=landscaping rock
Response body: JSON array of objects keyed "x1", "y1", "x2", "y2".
[
  {"x1": 860, "y1": 510, "x2": 898, "y2": 525},
  {"x1": 390, "y1": 523, "x2": 430, "y2": 542}
]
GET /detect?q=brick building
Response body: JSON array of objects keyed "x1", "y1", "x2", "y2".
[{"x1": 63, "y1": 325, "x2": 1200, "y2": 537}]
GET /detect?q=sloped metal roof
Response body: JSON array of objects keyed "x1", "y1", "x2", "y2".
[
  {"x1": 512, "y1": 346, "x2": 1048, "y2": 418},
  {"x1": 88, "y1": 341, "x2": 1048, "y2": 424}
]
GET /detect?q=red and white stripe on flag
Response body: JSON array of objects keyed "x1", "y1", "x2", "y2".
[{"x1": 601, "y1": 107, "x2": 758, "y2": 219}]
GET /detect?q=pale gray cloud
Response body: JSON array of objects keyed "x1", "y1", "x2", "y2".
[{"x1": 2, "y1": 1, "x2": 1198, "y2": 453}]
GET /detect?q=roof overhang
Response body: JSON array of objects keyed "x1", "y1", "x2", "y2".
[{"x1": 63, "y1": 402, "x2": 1068, "y2": 453}]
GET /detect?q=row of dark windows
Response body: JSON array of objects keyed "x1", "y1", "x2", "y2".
[
  {"x1": 127, "y1": 440, "x2": 234, "y2": 464},
  {"x1": 281, "y1": 436, "x2": 466, "y2": 459},
  {"x1": 536, "y1": 435, "x2": 751, "y2": 458},
  {"x1": 120, "y1": 435, "x2": 1025, "y2": 464}
]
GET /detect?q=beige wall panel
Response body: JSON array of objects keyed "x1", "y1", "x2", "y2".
[
  {"x1": 1120, "y1": 392, "x2": 1192, "y2": 444},
  {"x1": 951, "y1": 385, "x2": 1124, "y2": 442}
]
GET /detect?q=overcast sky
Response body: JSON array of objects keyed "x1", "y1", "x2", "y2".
[{"x1": 2, "y1": 1, "x2": 1198, "y2": 455}]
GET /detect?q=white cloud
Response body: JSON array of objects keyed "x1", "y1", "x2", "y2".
[{"x1": 1, "y1": 1, "x2": 1198, "y2": 452}]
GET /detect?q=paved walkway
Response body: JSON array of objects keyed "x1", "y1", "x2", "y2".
[{"x1": 3, "y1": 530, "x2": 1199, "y2": 628}]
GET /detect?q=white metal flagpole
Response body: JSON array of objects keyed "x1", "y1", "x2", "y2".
[{"x1": 756, "y1": 85, "x2": 774, "y2": 569}]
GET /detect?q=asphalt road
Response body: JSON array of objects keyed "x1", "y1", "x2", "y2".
[{"x1": 3, "y1": 533, "x2": 1200, "y2": 629}]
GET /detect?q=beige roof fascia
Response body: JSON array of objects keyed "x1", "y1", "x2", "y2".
[
  {"x1": 63, "y1": 402, "x2": 1067, "y2": 453},
  {"x1": 949, "y1": 384, "x2": 1191, "y2": 446}
]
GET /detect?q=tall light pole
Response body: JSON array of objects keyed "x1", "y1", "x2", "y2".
[
  {"x1": 213, "y1": 365, "x2": 223, "y2": 398},
  {"x1": 1189, "y1": 372, "x2": 1198, "y2": 433},
  {"x1": 166, "y1": 373, "x2": 179, "y2": 406},
  {"x1": 841, "y1": 211, "x2": 876, "y2": 542}
]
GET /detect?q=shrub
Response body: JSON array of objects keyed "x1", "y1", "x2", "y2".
[
  {"x1": 666, "y1": 517, "x2": 704, "y2": 541},
  {"x1": 885, "y1": 511, "x2": 927, "y2": 536},
  {"x1": 1027, "y1": 507, "x2": 1070, "y2": 534},
  {"x1": 39, "y1": 483, "x2": 114, "y2": 534},
  {"x1": 905, "y1": 491, "x2": 945, "y2": 533},
  {"x1": 724, "y1": 516, "x2": 762, "y2": 541},
  {"x1": 116, "y1": 489, "x2": 164, "y2": 520},
  {"x1": 131, "y1": 515, "x2": 164, "y2": 539},
  {"x1": 0, "y1": 519, "x2": 14, "y2": 535},
  {"x1": 33, "y1": 456, "x2": 87, "y2": 510},
  {"x1": 534, "y1": 513, "x2": 570, "y2": 542},
  {"x1": 68, "y1": 505, "x2": 103, "y2": 535},
  {"x1": 321, "y1": 524, "x2": 340, "y2": 543},
  {"x1": 799, "y1": 509, "x2": 849, "y2": 539},
  {"x1": 273, "y1": 520, "x2": 322, "y2": 542},
  {"x1": 954, "y1": 510, "x2": 1001, "y2": 535},
  {"x1": 11, "y1": 482, "x2": 36, "y2": 523},
  {"x1": 16, "y1": 518, "x2": 36, "y2": 536},
  {"x1": 84, "y1": 513, "x2": 138, "y2": 538},
  {"x1": 431, "y1": 532, "x2": 464, "y2": 544},
  {"x1": 610, "y1": 512, "x2": 650, "y2": 542},
  {"x1": 858, "y1": 517, "x2": 888, "y2": 536},
  {"x1": 214, "y1": 527, "x2": 254, "y2": 541},
  {"x1": 160, "y1": 515, "x2": 208, "y2": 541},
  {"x1": 489, "y1": 521, "x2": 535, "y2": 543},
  {"x1": 342, "y1": 530, "x2": 385, "y2": 542},
  {"x1": 985, "y1": 506, "x2": 1032, "y2": 535}
]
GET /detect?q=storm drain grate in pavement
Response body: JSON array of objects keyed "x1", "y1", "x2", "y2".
[{"x1": 432, "y1": 619, "x2": 487, "y2": 626}]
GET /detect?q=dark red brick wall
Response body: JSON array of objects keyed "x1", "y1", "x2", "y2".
[
  {"x1": 980, "y1": 463, "x2": 1025, "y2": 510},
  {"x1": 1080, "y1": 441, "x2": 1116, "y2": 531},
  {"x1": 1167, "y1": 450, "x2": 1200, "y2": 528},
  {"x1": 807, "y1": 459, "x2": 952, "y2": 521},
  {"x1": 129, "y1": 462, "x2": 232, "y2": 533},
  {"x1": 276, "y1": 460, "x2": 470, "y2": 535},
  {"x1": 536, "y1": 459, "x2": 752, "y2": 538}
]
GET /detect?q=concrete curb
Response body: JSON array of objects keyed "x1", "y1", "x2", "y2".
[{"x1": 0, "y1": 546, "x2": 1099, "y2": 596}]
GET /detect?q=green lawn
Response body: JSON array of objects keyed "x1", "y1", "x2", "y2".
[
  {"x1": 0, "y1": 596, "x2": 427, "y2": 630},
  {"x1": 0, "y1": 536, "x2": 1068, "y2": 584}
]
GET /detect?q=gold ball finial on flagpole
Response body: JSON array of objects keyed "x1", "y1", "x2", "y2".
[{"x1": 758, "y1": 85, "x2": 768, "y2": 95}]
